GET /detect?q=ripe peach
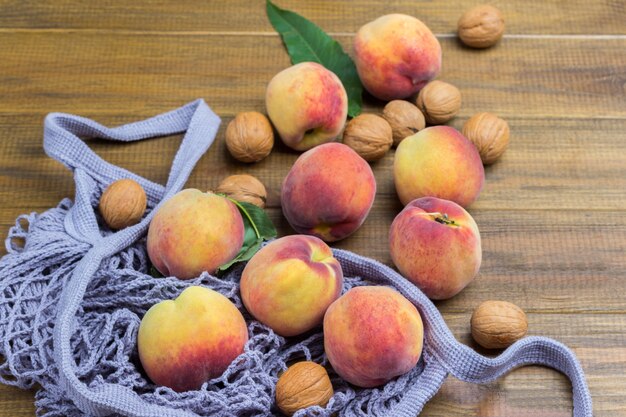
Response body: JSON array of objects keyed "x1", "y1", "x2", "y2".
[
  {"x1": 389, "y1": 197, "x2": 482, "y2": 300},
  {"x1": 323, "y1": 286, "x2": 424, "y2": 388},
  {"x1": 240, "y1": 235, "x2": 343, "y2": 337},
  {"x1": 394, "y1": 126, "x2": 484, "y2": 208},
  {"x1": 353, "y1": 14, "x2": 442, "y2": 101},
  {"x1": 281, "y1": 143, "x2": 376, "y2": 242},
  {"x1": 138, "y1": 286, "x2": 248, "y2": 392},
  {"x1": 266, "y1": 62, "x2": 348, "y2": 151},
  {"x1": 147, "y1": 189, "x2": 244, "y2": 279}
]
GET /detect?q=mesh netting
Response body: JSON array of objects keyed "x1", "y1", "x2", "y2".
[
  {"x1": 0, "y1": 199, "x2": 440, "y2": 417},
  {"x1": 0, "y1": 101, "x2": 591, "y2": 417}
]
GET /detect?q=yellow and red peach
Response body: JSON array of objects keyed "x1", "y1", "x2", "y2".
[
  {"x1": 389, "y1": 197, "x2": 482, "y2": 300},
  {"x1": 138, "y1": 286, "x2": 248, "y2": 392},
  {"x1": 394, "y1": 126, "x2": 484, "y2": 208},
  {"x1": 240, "y1": 235, "x2": 343, "y2": 337},
  {"x1": 266, "y1": 62, "x2": 348, "y2": 151},
  {"x1": 281, "y1": 143, "x2": 376, "y2": 242},
  {"x1": 353, "y1": 14, "x2": 442, "y2": 101},
  {"x1": 323, "y1": 286, "x2": 424, "y2": 388},
  {"x1": 147, "y1": 189, "x2": 244, "y2": 279}
]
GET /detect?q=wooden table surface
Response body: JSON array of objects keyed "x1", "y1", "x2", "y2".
[{"x1": 1, "y1": 1, "x2": 625, "y2": 416}]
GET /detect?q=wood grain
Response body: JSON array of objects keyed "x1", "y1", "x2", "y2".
[
  {"x1": 1, "y1": 116, "x2": 624, "y2": 219},
  {"x1": 0, "y1": 119, "x2": 624, "y2": 311},
  {"x1": 425, "y1": 314, "x2": 626, "y2": 416},
  {"x1": 0, "y1": 0, "x2": 625, "y2": 416},
  {"x1": 0, "y1": 385, "x2": 36, "y2": 416},
  {"x1": 1, "y1": 34, "x2": 625, "y2": 119},
  {"x1": 0, "y1": 0, "x2": 624, "y2": 35}
]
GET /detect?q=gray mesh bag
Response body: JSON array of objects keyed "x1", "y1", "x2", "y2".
[{"x1": 0, "y1": 100, "x2": 592, "y2": 416}]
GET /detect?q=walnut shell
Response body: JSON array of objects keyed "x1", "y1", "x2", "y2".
[
  {"x1": 458, "y1": 5, "x2": 505, "y2": 49},
  {"x1": 342, "y1": 113, "x2": 393, "y2": 161},
  {"x1": 382, "y1": 100, "x2": 426, "y2": 146},
  {"x1": 275, "y1": 361, "x2": 334, "y2": 416},
  {"x1": 99, "y1": 179, "x2": 147, "y2": 230},
  {"x1": 225, "y1": 111, "x2": 274, "y2": 163},
  {"x1": 471, "y1": 300, "x2": 528, "y2": 349},
  {"x1": 462, "y1": 112, "x2": 510, "y2": 165},
  {"x1": 215, "y1": 174, "x2": 267, "y2": 208},
  {"x1": 415, "y1": 81, "x2": 462, "y2": 125}
]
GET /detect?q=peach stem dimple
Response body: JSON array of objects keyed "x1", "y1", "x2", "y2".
[{"x1": 415, "y1": 211, "x2": 458, "y2": 226}]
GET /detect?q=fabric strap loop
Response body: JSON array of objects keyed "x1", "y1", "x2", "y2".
[
  {"x1": 333, "y1": 250, "x2": 593, "y2": 417},
  {"x1": 47, "y1": 100, "x2": 221, "y2": 417}
]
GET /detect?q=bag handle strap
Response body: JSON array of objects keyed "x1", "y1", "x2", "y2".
[
  {"x1": 334, "y1": 250, "x2": 593, "y2": 417},
  {"x1": 428, "y1": 336, "x2": 592, "y2": 416},
  {"x1": 43, "y1": 99, "x2": 219, "y2": 200},
  {"x1": 51, "y1": 101, "x2": 221, "y2": 417},
  {"x1": 44, "y1": 99, "x2": 220, "y2": 243},
  {"x1": 386, "y1": 358, "x2": 448, "y2": 417}
]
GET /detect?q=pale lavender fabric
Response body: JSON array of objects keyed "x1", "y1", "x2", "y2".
[{"x1": 0, "y1": 100, "x2": 592, "y2": 416}]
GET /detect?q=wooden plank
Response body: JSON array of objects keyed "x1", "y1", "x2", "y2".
[
  {"x1": 0, "y1": 115, "x2": 625, "y2": 313},
  {"x1": 0, "y1": 385, "x2": 36, "y2": 416},
  {"x1": 0, "y1": 34, "x2": 625, "y2": 119},
  {"x1": 444, "y1": 313, "x2": 626, "y2": 351},
  {"x1": 0, "y1": 0, "x2": 625, "y2": 35},
  {"x1": 438, "y1": 313, "x2": 626, "y2": 415},
  {"x1": 393, "y1": 314, "x2": 625, "y2": 416},
  {"x1": 438, "y1": 206, "x2": 626, "y2": 314},
  {"x1": 0, "y1": 115, "x2": 624, "y2": 216},
  {"x1": 0, "y1": 314, "x2": 624, "y2": 416},
  {"x1": 0, "y1": 2, "x2": 625, "y2": 415},
  {"x1": 2, "y1": 201, "x2": 625, "y2": 313},
  {"x1": 422, "y1": 364, "x2": 626, "y2": 416}
]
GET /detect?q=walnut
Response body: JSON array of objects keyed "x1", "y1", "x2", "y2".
[
  {"x1": 462, "y1": 112, "x2": 510, "y2": 165},
  {"x1": 415, "y1": 80, "x2": 462, "y2": 125},
  {"x1": 275, "y1": 361, "x2": 334, "y2": 416},
  {"x1": 342, "y1": 114, "x2": 393, "y2": 161},
  {"x1": 225, "y1": 111, "x2": 274, "y2": 163},
  {"x1": 98, "y1": 179, "x2": 147, "y2": 230},
  {"x1": 382, "y1": 100, "x2": 426, "y2": 146},
  {"x1": 215, "y1": 174, "x2": 267, "y2": 208},
  {"x1": 471, "y1": 300, "x2": 528, "y2": 349},
  {"x1": 458, "y1": 5, "x2": 505, "y2": 49}
]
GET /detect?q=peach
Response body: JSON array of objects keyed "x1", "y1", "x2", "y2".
[
  {"x1": 266, "y1": 62, "x2": 348, "y2": 151},
  {"x1": 138, "y1": 286, "x2": 248, "y2": 392},
  {"x1": 389, "y1": 197, "x2": 482, "y2": 300},
  {"x1": 147, "y1": 189, "x2": 244, "y2": 279},
  {"x1": 323, "y1": 286, "x2": 424, "y2": 388},
  {"x1": 281, "y1": 143, "x2": 376, "y2": 242},
  {"x1": 353, "y1": 14, "x2": 442, "y2": 101},
  {"x1": 240, "y1": 235, "x2": 343, "y2": 337},
  {"x1": 394, "y1": 126, "x2": 484, "y2": 208}
]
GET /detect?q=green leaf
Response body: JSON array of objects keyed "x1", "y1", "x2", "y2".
[
  {"x1": 219, "y1": 240, "x2": 263, "y2": 272},
  {"x1": 217, "y1": 198, "x2": 278, "y2": 272},
  {"x1": 149, "y1": 263, "x2": 164, "y2": 278},
  {"x1": 235, "y1": 201, "x2": 277, "y2": 239},
  {"x1": 266, "y1": 0, "x2": 362, "y2": 117}
]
